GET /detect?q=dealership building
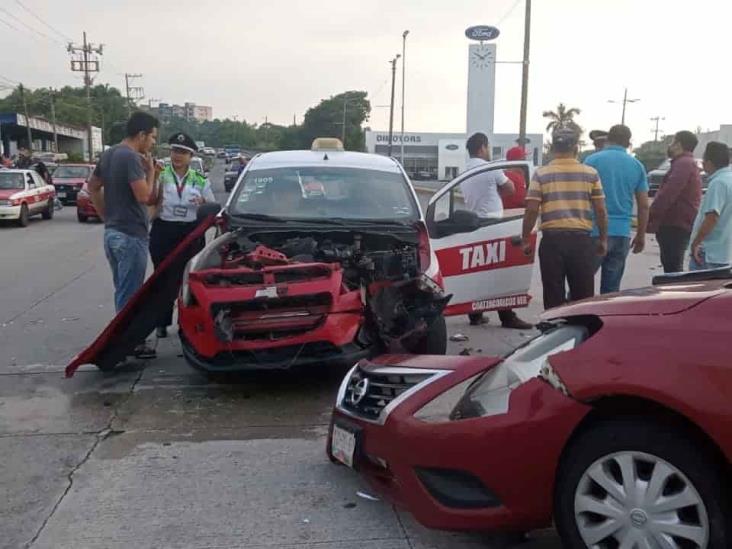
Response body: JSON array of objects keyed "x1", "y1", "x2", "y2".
[
  {"x1": 366, "y1": 37, "x2": 543, "y2": 181},
  {"x1": 365, "y1": 130, "x2": 543, "y2": 181}
]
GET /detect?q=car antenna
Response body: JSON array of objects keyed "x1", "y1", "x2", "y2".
[{"x1": 323, "y1": 153, "x2": 329, "y2": 161}]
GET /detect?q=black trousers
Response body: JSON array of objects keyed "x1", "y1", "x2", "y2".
[
  {"x1": 149, "y1": 219, "x2": 203, "y2": 329},
  {"x1": 656, "y1": 225, "x2": 690, "y2": 274},
  {"x1": 539, "y1": 231, "x2": 596, "y2": 310}
]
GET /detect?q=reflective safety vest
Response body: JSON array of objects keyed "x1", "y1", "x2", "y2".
[{"x1": 157, "y1": 165, "x2": 211, "y2": 223}]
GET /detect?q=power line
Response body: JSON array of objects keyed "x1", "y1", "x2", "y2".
[
  {"x1": 15, "y1": 0, "x2": 73, "y2": 42},
  {"x1": 0, "y1": 5, "x2": 62, "y2": 45},
  {"x1": 496, "y1": 0, "x2": 523, "y2": 26},
  {"x1": 0, "y1": 14, "x2": 21, "y2": 32}
]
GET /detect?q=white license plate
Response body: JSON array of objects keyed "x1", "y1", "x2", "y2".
[
  {"x1": 57, "y1": 192, "x2": 66, "y2": 198},
  {"x1": 331, "y1": 424, "x2": 357, "y2": 468}
]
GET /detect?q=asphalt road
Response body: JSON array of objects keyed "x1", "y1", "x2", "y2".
[{"x1": 0, "y1": 160, "x2": 666, "y2": 548}]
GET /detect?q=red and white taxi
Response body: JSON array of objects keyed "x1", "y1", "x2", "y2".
[{"x1": 0, "y1": 169, "x2": 56, "y2": 227}]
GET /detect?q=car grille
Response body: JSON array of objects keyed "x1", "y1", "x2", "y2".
[
  {"x1": 341, "y1": 364, "x2": 434, "y2": 421},
  {"x1": 55, "y1": 184, "x2": 79, "y2": 193}
]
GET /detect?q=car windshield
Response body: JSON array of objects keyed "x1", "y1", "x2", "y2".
[
  {"x1": 54, "y1": 166, "x2": 91, "y2": 179},
  {"x1": 0, "y1": 172, "x2": 25, "y2": 189},
  {"x1": 230, "y1": 166, "x2": 418, "y2": 222}
]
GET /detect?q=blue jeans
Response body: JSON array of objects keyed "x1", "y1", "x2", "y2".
[
  {"x1": 594, "y1": 236, "x2": 630, "y2": 294},
  {"x1": 689, "y1": 249, "x2": 729, "y2": 271},
  {"x1": 104, "y1": 228, "x2": 148, "y2": 312}
]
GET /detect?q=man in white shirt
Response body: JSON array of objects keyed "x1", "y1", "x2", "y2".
[{"x1": 461, "y1": 132, "x2": 532, "y2": 330}]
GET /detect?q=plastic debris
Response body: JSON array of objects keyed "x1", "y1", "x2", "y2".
[
  {"x1": 356, "y1": 491, "x2": 380, "y2": 502},
  {"x1": 449, "y1": 333, "x2": 469, "y2": 342},
  {"x1": 458, "y1": 348, "x2": 472, "y2": 356}
]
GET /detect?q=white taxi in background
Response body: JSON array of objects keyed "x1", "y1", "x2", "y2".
[{"x1": 0, "y1": 169, "x2": 56, "y2": 227}]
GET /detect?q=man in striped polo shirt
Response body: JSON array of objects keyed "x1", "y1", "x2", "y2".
[{"x1": 521, "y1": 128, "x2": 609, "y2": 309}]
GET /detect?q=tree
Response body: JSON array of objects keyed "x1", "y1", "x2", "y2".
[
  {"x1": 542, "y1": 103, "x2": 583, "y2": 135},
  {"x1": 299, "y1": 91, "x2": 370, "y2": 151},
  {"x1": 633, "y1": 137, "x2": 672, "y2": 172}
]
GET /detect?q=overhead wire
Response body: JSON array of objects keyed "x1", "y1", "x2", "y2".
[
  {"x1": 14, "y1": 0, "x2": 73, "y2": 42},
  {"x1": 0, "y1": 5, "x2": 64, "y2": 45}
]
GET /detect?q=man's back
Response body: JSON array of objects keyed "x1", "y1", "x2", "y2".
[
  {"x1": 585, "y1": 145, "x2": 647, "y2": 236},
  {"x1": 459, "y1": 157, "x2": 507, "y2": 218},
  {"x1": 95, "y1": 144, "x2": 148, "y2": 239}
]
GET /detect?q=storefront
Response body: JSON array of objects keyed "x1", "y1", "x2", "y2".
[{"x1": 365, "y1": 130, "x2": 543, "y2": 181}]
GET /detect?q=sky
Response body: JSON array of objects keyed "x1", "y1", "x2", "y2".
[{"x1": 0, "y1": 0, "x2": 730, "y2": 145}]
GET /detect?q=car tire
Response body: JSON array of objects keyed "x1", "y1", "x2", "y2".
[
  {"x1": 404, "y1": 315, "x2": 447, "y2": 355},
  {"x1": 17, "y1": 204, "x2": 29, "y2": 227},
  {"x1": 42, "y1": 199, "x2": 53, "y2": 220},
  {"x1": 555, "y1": 417, "x2": 729, "y2": 549},
  {"x1": 77, "y1": 212, "x2": 88, "y2": 223}
]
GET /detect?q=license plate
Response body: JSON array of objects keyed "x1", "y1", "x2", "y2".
[
  {"x1": 331, "y1": 424, "x2": 357, "y2": 468},
  {"x1": 57, "y1": 192, "x2": 66, "y2": 198}
]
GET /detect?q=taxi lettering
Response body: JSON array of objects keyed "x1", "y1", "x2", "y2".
[{"x1": 459, "y1": 240, "x2": 506, "y2": 270}]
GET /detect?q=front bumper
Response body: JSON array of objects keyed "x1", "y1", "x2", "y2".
[
  {"x1": 55, "y1": 185, "x2": 82, "y2": 203},
  {"x1": 76, "y1": 197, "x2": 98, "y2": 217},
  {"x1": 328, "y1": 367, "x2": 590, "y2": 532},
  {"x1": 0, "y1": 205, "x2": 22, "y2": 220}
]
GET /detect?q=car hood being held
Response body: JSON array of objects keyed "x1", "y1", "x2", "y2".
[{"x1": 542, "y1": 279, "x2": 730, "y2": 319}]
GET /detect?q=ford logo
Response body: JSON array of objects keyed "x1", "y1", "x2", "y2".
[
  {"x1": 446, "y1": 144, "x2": 459, "y2": 151},
  {"x1": 465, "y1": 25, "x2": 500, "y2": 41}
]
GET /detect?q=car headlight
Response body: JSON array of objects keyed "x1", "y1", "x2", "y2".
[
  {"x1": 414, "y1": 324, "x2": 587, "y2": 423},
  {"x1": 180, "y1": 232, "x2": 234, "y2": 306}
]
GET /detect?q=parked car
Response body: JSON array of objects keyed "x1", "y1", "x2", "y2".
[
  {"x1": 52, "y1": 163, "x2": 95, "y2": 204},
  {"x1": 75, "y1": 181, "x2": 100, "y2": 222},
  {"x1": 0, "y1": 169, "x2": 56, "y2": 226},
  {"x1": 329, "y1": 268, "x2": 732, "y2": 548},
  {"x1": 648, "y1": 158, "x2": 708, "y2": 197},
  {"x1": 223, "y1": 161, "x2": 243, "y2": 193}
]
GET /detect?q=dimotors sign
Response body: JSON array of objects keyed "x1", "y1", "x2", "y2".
[
  {"x1": 465, "y1": 25, "x2": 500, "y2": 41},
  {"x1": 375, "y1": 134, "x2": 422, "y2": 144}
]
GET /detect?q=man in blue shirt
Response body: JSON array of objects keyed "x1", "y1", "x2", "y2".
[
  {"x1": 585, "y1": 125, "x2": 649, "y2": 293},
  {"x1": 689, "y1": 142, "x2": 732, "y2": 270}
]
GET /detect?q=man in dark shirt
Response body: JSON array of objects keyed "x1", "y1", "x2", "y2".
[
  {"x1": 648, "y1": 131, "x2": 702, "y2": 273},
  {"x1": 88, "y1": 112, "x2": 160, "y2": 356}
]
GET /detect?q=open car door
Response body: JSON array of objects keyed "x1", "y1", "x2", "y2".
[
  {"x1": 425, "y1": 161, "x2": 537, "y2": 316},
  {"x1": 65, "y1": 205, "x2": 221, "y2": 377}
]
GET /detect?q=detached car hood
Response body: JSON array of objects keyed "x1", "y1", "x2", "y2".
[{"x1": 543, "y1": 280, "x2": 729, "y2": 319}]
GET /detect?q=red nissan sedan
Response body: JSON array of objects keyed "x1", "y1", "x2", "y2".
[{"x1": 328, "y1": 269, "x2": 732, "y2": 548}]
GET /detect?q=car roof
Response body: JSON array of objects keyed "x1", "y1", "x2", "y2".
[
  {"x1": 248, "y1": 150, "x2": 403, "y2": 173},
  {"x1": 1, "y1": 169, "x2": 34, "y2": 175}
]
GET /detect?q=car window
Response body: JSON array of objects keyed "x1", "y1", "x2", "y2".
[
  {"x1": 53, "y1": 166, "x2": 92, "y2": 179},
  {"x1": 0, "y1": 172, "x2": 25, "y2": 190},
  {"x1": 231, "y1": 166, "x2": 418, "y2": 221},
  {"x1": 27, "y1": 174, "x2": 36, "y2": 188}
]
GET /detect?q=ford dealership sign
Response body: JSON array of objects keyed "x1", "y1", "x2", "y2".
[{"x1": 465, "y1": 25, "x2": 500, "y2": 41}]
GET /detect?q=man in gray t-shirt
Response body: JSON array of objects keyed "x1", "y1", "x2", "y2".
[{"x1": 88, "y1": 112, "x2": 160, "y2": 360}]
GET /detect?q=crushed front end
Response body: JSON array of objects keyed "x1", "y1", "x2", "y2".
[{"x1": 178, "y1": 225, "x2": 448, "y2": 372}]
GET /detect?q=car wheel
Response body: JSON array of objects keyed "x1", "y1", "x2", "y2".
[
  {"x1": 404, "y1": 315, "x2": 447, "y2": 355},
  {"x1": 555, "y1": 418, "x2": 729, "y2": 549},
  {"x1": 42, "y1": 199, "x2": 54, "y2": 220},
  {"x1": 77, "y1": 212, "x2": 88, "y2": 223},
  {"x1": 17, "y1": 204, "x2": 29, "y2": 227}
]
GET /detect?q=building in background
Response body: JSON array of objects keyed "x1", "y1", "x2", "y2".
[
  {"x1": 366, "y1": 37, "x2": 542, "y2": 180},
  {"x1": 365, "y1": 130, "x2": 542, "y2": 181},
  {"x1": 0, "y1": 112, "x2": 99, "y2": 158},
  {"x1": 153, "y1": 102, "x2": 213, "y2": 123},
  {"x1": 695, "y1": 125, "x2": 732, "y2": 156}
]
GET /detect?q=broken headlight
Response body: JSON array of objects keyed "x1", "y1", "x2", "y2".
[{"x1": 414, "y1": 324, "x2": 587, "y2": 423}]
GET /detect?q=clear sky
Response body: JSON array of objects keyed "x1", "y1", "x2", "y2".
[{"x1": 1, "y1": 0, "x2": 730, "y2": 145}]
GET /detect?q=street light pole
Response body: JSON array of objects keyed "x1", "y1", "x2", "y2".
[
  {"x1": 400, "y1": 30, "x2": 409, "y2": 165},
  {"x1": 608, "y1": 88, "x2": 640, "y2": 125},
  {"x1": 387, "y1": 54, "x2": 401, "y2": 157},
  {"x1": 518, "y1": 0, "x2": 532, "y2": 147},
  {"x1": 650, "y1": 116, "x2": 665, "y2": 142}
]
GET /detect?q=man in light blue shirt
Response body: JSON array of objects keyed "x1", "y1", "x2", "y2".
[
  {"x1": 585, "y1": 125, "x2": 649, "y2": 293},
  {"x1": 689, "y1": 142, "x2": 732, "y2": 270}
]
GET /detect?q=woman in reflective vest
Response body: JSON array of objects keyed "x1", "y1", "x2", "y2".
[{"x1": 149, "y1": 132, "x2": 215, "y2": 338}]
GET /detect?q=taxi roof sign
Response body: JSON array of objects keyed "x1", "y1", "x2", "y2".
[{"x1": 311, "y1": 138, "x2": 344, "y2": 151}]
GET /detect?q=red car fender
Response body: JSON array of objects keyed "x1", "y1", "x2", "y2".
[{"x1": 549, "y1": 311, "x2": 732, "y2": 462}]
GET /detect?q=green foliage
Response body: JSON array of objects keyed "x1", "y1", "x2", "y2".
[
  {"x1": 299, "y1": 91, "x2": 370, "y2": 151},
  {"x1": 633, "y1": 137, "x2": 672, "y2": 172},
  {"x1": 542, "y1": 103, "x2": 583, "y2": 135}
]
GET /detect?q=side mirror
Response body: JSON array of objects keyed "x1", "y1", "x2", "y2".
[{"x1": 197, "y1": 202, "x2": 221, "y2": 221}]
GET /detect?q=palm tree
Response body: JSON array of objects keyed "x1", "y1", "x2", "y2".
[{"x1": 542, "y1": 103, "x2": 582, "y2": 134}]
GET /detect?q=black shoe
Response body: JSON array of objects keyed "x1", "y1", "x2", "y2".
[
  {"x1": 501, "y1": 315, "x2": 533, "y2": 330},
  {"x1": 156, "y1": 327, "x2": 168, "y2": 339},
  {"x1": 133, "y1": 343, "x2": 157, "y2": 359},
  {"x1": 468, "y1": 313, "x2": 488, "y2": 326}
]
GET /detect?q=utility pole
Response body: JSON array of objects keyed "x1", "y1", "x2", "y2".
[
  {"x1": 124, "y1": 73, "x2": 144, "y2": 115},
  {"x1": 68, "y1": 32, "x2": 102, "y2": 161},
  {"x1": 48, "y1": 89, "x2": 58, "y2": 152},
  {"x1": 608, "y1": 88, "x2": 640, "y2": 125},
  {"x1": 18, "y1": 84, "x2": 33, "y2": 151},
  {"x1": 341, "y1": 97, "x2": 348, "y2": 144},
  {"x1": 400, "y1": 30, "x2": 409, "y2": 165},
  {"x1": 518, "y1": 0, "x2": 532, "y2": 148},
  {"x1": 387, "y1": 54, "x2": 401, "y2": 157},
  {"x1": 650, "y1": 116, "x2": 665, "y2": 142}
]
